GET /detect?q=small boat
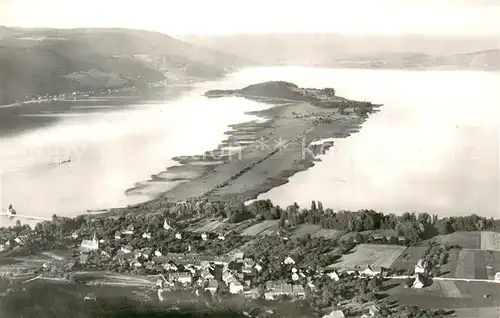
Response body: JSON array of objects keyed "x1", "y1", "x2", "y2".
[
  {"x1": 58, "y1": 158, "x2": 72, "y2": 165},
  {"x1": 8, "y1": 204, "x2": 16, "y2": 216}
]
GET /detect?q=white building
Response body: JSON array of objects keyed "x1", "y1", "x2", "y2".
[
  {"x1": 164, "y1": 219, "x2": 172, "y2": 230},
  {"x1": 218, "y1": 234, "x2": 226, "y2": 240},
  {"x1": 254, "y1": 263, "x2": 263, "y2": 272},
  {"x1": 201, "y1": 233, "x2": 208, "y2": 241},
  {"x1": 71, "y1": 231, "x2": 79, "y2": 239},
  {"x1": 229, "y1": 281, "x2": 244, "y2": 294},
  {"x1": 494, "y1": 272, "x2": 500, "y2": 281},
  {"x1": 175, "y1": 233, "x2": 182, "y2": 240},
  {"x1": 121, "y1": 245, "x2": 133, "y2": 254},
  {"x1": 413, "y1": 274, "x2": 425, "y2": 289},
  {"x1": 414, "y1": 259, "x2": 427, "y2": 274},
  {"x1": 122, "y1": 225, "x2": 134, "y2": 235},
  {"x1": 142, "y1": 232, "x2": 151, "y2": 239},
  {"x1": 292, "y1": 273, "x2": 299, "y2": 281},
  {"x1": 80, "y1": 232, "x2": 99, "y2": 252},
  {"x1": 283, "y1": 256, "x2": 296, "y2": 265},
  {"x1": 328, "y1": 271, "x2": 340, "y2": 281},
  {"x1": 154, "y1": 250, "x2": 162, "y2": 257}
]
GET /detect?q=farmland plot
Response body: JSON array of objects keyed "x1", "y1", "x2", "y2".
[
  {"x1": 326, "y1": 244, "x2": 406, "y2": 270},
  {"x1": 290, "y1": 224, "x2": 322, "y2": 238},
  {"x1": 433, "y1": 232, "x2": 481, "y2": 249},
  {"x1": 312, "y1": 229, "x2": 344, "y2": 239},
  {"x1": 192, "y1": 219, "x2": 224, "y2": 233},
  {"x1": 240, "y1": 220, "x2": 279, "y2": 236},
  {"x1": 455, "y1": 250, "x2": 475, "y2": 279},
  {"x1": 390, "y1": 246, "x2": 427, "y2": 272},
  {"x1": 481, "y1": 231, "x2": 500, "y2": 251}
]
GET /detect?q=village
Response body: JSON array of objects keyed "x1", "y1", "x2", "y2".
[{"x1": 2, "y1": 207, "x2": 499, "y2": 318}]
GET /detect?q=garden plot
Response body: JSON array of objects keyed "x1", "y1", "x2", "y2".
[
  {"x1": 326, "y1": 244, "x2": 406, "y2": 270},
  {"x1": 290, "y1": 224, "x2": 322, "y2": 238},
  {"x1": 240, "y1": 220, "x2": 279, "y2": 236},
  {"x1": 192, "y1": 219, "x2": 224, "y2": 233},
  {"x1": 312, "y1": 229, "x2": 344, "y2": 239},
  {"x1": 481, "y1": 231, "x2": 500, "y2": 251}
]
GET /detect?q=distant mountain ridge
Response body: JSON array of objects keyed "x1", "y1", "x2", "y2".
[
  {"x1": 184, "y1": 33, "x2": 499, "y2": 70},
  {"x1": 0, "y1": 27, "x2": 254, "y2": 105}
]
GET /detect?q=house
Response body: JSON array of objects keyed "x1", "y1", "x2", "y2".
[
  {"x1": 80, "y1": 232, "x2": 99, "y2": 252},
  {"x1": 283, "y1": 256, "x2": 296, "y2": 265},
  {"x1": 413, "y1": 274, "x2": 425, "y2": 289},
  {"x1": 101, "y1": 250, "x2": 111, "y2": 258},
  {"x1": 322, "y1": 310, "x2": 345, "y2": 318},
  {"x1": 254, "y1": 263, "x2": 263, "y2": 272},
  {"x1": 84, "y1": 293, "x2": 96, "y2": 301},
  {"x1": 369, "y1": 305, "x2": 380, "y2": 316},
  {"x1": 494, "y1": 272, "x2": 500, "y2": 281},
  {"x1": 154, "y1": 250, "x2": 162, "y2": 257},
  {"x1": 163, "y1": 263, "x2": 179, "y2": 271},
  {"x1": 0, "y1": 243, "x2": 8, "y2": 252},
  {"x1": 131, "y1": 260, "x2": 142, "y2": 268},
  {"x1": 142, "y1": 232, "x2": 151, "y2": 239},
  {"x1": 205, "y1": 279, "x2": 219, "y2": 295},
  {"x1": 175, "y1": 233, "x2": 182, "y2": 240},
  {"x1": 14, "y1": 237, "x2": 23, "y2": 245},
  {"x1": 218, "y1": 233, "x2": 226, "y2": 240},
  {"x1": 361, "y1": 265, "x2": 379, "y2": 277},
  {"x1": 414, "y1": 259, "x2": 427, "y2": 274},
  {"x1": 71, "y1": 231, "x2": 79, "y2": 239},
  {"x1": 173, "y1": 272, "x2": 193, "y2": 285},
  {"x1": 121, "y1": 245, "x2": 133, "y2": 254},
  {"x1": 164, "y1": 219, "x2": 172, "y2": 230},
  {"x1": 114, "y1": 232, "x2": 122, "y2": 240},
  {"x1": 229, "y1": 281, "x2": 244, "y2": 294},
  {"x1": 242, "y1": 259, "x2": 255, "y2": 274},
  {"x1": 292, "y1": 273, "x2": 299, "y2": 281},
  {"x1": 201, "y1": 233, "x2": 208, "y2": 241},
  {"x1": 328, "y1": 271, "x2": 340, "y2": 281},
  {"x1": 122, "y1": 225, "x2": 134, "y2": 235}
]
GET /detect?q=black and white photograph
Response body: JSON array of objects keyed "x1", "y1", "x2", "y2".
[{"x1": 0, "y1": 0, "x2": 499, "y2": 317}]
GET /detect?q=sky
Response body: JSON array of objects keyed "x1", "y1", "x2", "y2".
[{"x1": 1, "y1": 0, "x2": 499, "y2": 36}]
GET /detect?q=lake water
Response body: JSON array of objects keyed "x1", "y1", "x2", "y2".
[
  {"x1": 255, "y1": 67, "x2": 500, "y2": 218},
  {"x1": 1, "y1": 67, "x2": 499, "y2": 226}
]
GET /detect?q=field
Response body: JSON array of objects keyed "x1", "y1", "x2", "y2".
[
  {"x1": 481, "y1": 232, "x2": 500, "y2": 251},
  {"x1": 290, "y1": 224, "x2": 322, "y2": 238},
  {"x1": 384, "y1": 279, "x2": 500, "y2": 310},
  {"x1": 312, "y1": 229, "x2": 344, "y2": 239},
  {"x1": 453, "y1": 249, "x2": 500, "y2": 279},
  {"x1": 389, "y1": 246, "x2": 427, "y2": 272},
  {"x1": 240, "y1": 220, "x2": 280, "y2": 236},
  {"x1": 326, "y1": 244, "x2": 406, "y2": 271},
  {"x1": 432, "y1": 232, "x2": 482, "y2": 249},
  {"x1": 190, "y1": 219, "x2": 224, "y2": 233}
]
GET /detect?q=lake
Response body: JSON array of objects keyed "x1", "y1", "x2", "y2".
[{"x1": 1, "y1": 67, "x2": 499, "y2": 226}]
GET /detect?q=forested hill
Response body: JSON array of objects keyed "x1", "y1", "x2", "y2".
[{"x1": 0, "y1": 27, "x2": 254, "y2": 105}]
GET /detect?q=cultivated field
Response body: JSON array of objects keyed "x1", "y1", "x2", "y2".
[
  {"x1": 432, "y1": 232, "x2": 482, "y2": 249},
  {"x1": 240, "y1": 220, "x2": 279, "y2": 236},
  {"x1": 455, "y1": 250, "x2": 476, "y2": 279},
  {"x1": 326, "y1": 244, "x2": 406, "y2": 270},
  {"x1": 190, "y1": 219, "x2": 224, "y2": 233},
  {"x1": 290, "y1": 224, "x2": 322, "y2": 238},
  {"x1": 481, "y1": 232, "x2": 500, "y2": 251},
  {"x1": 389, "y1": 246, "x2": 427, "y2": 272},
  {"x1": 312, "y1": 229, "x2": 344, "y2": 239},
  {"x1": 385, "y1": 280, "x2": 500, "y2": 310},
  {"x1": 454, "y1": 249, "x2": 496, "y2": 279}
]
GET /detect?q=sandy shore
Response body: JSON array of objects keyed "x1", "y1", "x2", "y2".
[{"x1": 125, "y1": 88, "x2": 380, "y2": 205}]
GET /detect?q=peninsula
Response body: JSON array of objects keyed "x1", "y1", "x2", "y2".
[{"x1": 127, "y1": 81, "x2": 379, "y2": 204}]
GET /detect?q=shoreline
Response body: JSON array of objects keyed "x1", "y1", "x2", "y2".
[{"x1": 122, "y1": 83, "x2": 380, "y2": 210}]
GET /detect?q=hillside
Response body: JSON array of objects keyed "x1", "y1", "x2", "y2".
[
  {"x1": 0, "y1": 27, "x2": 253, "y2": 105},
  {"x1": 183, "y1": 33, "x2": 499, "y2": 70}
]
